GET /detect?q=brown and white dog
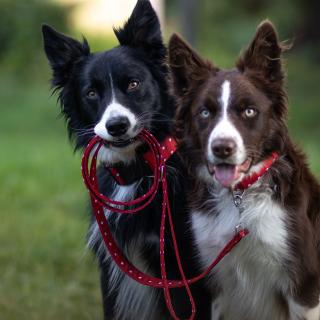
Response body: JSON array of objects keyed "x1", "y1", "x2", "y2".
[{"x1": 168, "y1": 21, "x2": 320, "y2": 320}]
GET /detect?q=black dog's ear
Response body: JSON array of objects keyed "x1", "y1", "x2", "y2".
[
  {"x1": 113, "y1": 0, "x2": 165, "y2": 60},
  {"x1": 42, "y1": 24, "x2": 90, "y2": 87},
  {"x1": 237, "y1": 20, "x2": 287, "y2": 83},
  {"x1": 168, "y1": 33, "x2": 214, "y2": 97}
]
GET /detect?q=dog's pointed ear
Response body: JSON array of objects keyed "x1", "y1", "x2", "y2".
[
  {"x1": 113, "y1": 0, "x2": 165, "y2": 60},
  {"x1": 42, "y1": 24, "x2": 90, "y2": 86},
  {"x1": 237, "y1": 20, "x2": 285, "y2": 82},
  {"x1": 168, "y1": 33, "x2": 214, "y2": 97},
  {"x1": 169, "y1": 34, "x2": 215, "y2": 140}
]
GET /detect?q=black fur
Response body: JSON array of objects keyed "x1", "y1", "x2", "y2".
[{"x1": 42, "y1": 1, "x2": 211, "y2": 319}]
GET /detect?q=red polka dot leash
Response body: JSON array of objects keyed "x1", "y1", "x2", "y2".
[
  {"x1": 107, "y1": 135, "x2": 177, "y2": 185},
  {"x1": 81, "y1": 129, "x2": 249, "y2": 320}
]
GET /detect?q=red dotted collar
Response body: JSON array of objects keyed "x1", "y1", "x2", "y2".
[{"x1": 234, "y1": 152, "x2": 279, "y2": 191}]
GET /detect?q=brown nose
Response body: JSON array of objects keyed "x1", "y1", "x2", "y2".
[{"x1": 211, "y1": 138, "x2": 236, "y2": 159}]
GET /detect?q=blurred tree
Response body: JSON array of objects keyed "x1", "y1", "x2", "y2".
[
  {"x1": 194, "y1": 0, "x2": 314, "y2": 59},
  {"x1": 178, "y1": 0, "x2": 197, "y2": 45},
  {"x1": 298, "y1": 0, "x2": 320, "y2": 49},
  {"x1": 0, "y1": 0, "x2": 69, "y2": 80},
  {"x1": 239, "y1": 0, "x2": 267, "y2": 13}
]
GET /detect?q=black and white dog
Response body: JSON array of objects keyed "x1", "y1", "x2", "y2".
[
  {"x1": 42, "y1": 0, "x2": 210, "y2": 319},
  {"x1": 169, "y1": 21, "x2": 320, "y2": 319}
]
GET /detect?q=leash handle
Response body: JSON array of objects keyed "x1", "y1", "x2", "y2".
[
  {"x1": 82, "y1": 129, "x2": 249, "y2": 320},
  {"x1": 159, "y1": 164, "x2": 196, "y2": 320},
  {"x1": 82, "y1": 132, "x2": 160, "y2": 212}
]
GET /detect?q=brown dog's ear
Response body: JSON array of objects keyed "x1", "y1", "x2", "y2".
[
  {"x1": 237, "y1": 20, "x2": 286, "y2": 82},
  {"x1": 168, "y1": 34, "x2": 214, "y2": 96}
]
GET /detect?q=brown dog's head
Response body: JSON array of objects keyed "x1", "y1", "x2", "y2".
[{"x1": 169, "y1": 21, "x2": 289, "y2": 188}]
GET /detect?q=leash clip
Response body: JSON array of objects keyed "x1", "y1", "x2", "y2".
[
  {"x1": 235, "y1": 222, "x2": 245, "y2": 235},
  {"x1": 233, "y1": 189, "x2": 244, "y2": 208}
]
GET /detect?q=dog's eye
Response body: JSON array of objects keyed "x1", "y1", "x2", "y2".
[
  {"x1": 86, "y1": 90, "x2": 98, "y2": 99},
  {"x1": 242, "y1": 108, "x2": 257, "y2": 119},
  {"x1": 200, "y1": 108, "x2": 211, "y2": 119},
  {"x1": 127, "y1": 79, "x2": 140, "y2": 91}
]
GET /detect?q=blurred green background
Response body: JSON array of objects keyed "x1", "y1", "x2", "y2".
[{"x1": 0, "y1": 0, "x2": 319, "y2": 319}]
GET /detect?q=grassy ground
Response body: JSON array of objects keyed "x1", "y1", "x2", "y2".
[
  {"x1": 0, "y1": 78, "x2": 101, "y2": 319},
  {"x1": 0, "y1": 48, "x2": 319, "y2": 319}
]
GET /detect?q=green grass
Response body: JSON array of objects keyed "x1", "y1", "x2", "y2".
[
  {"x1": 0, "y1": 77, "x2": 101, "y2": 319},
  {"x1": 286, "y1": 54, "x2": 320, "y2": 174},
  {"x1": 0, "y1": 47, "x2": 319, "y2": 319}
]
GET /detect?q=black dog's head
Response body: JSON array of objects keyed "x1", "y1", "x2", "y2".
[{"x1": 42, "y1": 0, "x2": 171, "y2": 163}]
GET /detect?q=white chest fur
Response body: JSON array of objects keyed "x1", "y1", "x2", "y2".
[{"x1": 192, "y1": 187, "x2": 292, "y2": 320}]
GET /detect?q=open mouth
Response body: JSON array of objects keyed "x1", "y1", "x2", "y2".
[
  {"x1": 105, "y1": 138, "x2": 136, "y2": 148},
  {"x1": 208, "y1": 158, "x2": 252, "y2": 188}
]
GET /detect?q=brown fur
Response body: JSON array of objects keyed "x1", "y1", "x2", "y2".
[{"x1": 169, "y1": 20, "x2": 320, "y2": 316}]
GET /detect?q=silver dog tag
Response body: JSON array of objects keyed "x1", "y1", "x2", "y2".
[{"x1": 233, "y1": 190, "x2": 244, "y2": 208}]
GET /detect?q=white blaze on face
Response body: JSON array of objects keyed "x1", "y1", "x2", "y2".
[
  {"x1": 207, "y1": 80, "x2": 246, "y2": 164},
  {"x1": 94, "y1": 101, "x2": 138, "y2": 141},
  {"x1": 94, "y1": 73, "x2": 138, "y2": 141}
]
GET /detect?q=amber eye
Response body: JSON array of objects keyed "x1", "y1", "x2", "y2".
[
  {"x1": 127, "y1": 79, "x2": 140, "y2": 91},
  {"x1": 87, "y1": 90, "x2": 97, "y2": 99},
  {"x1": 200, "y1": 108, "x2": 210, "y2": 119},
  {"x1": 242, "y1": 108, "x2": 257, "y2": 119}
]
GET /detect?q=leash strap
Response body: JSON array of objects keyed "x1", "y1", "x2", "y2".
[
  {"x1": 81, "y1": 129, "x2": 248, "y2": 320},
  {"x1": 106, "y1": 136, "x2": 177, "y2": 185}
]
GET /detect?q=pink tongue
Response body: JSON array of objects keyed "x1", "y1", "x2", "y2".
[{"x1": 214, "y1": 164, "x2": 237, "y2": 187}]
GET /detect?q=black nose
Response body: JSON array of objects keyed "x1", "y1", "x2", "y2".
[
  {"x1": 105, "y1": 117, "x2": 130, "y2": 137},
  {"x1": 211, "y1": 138, "x2": 236, "y2": 159}
]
